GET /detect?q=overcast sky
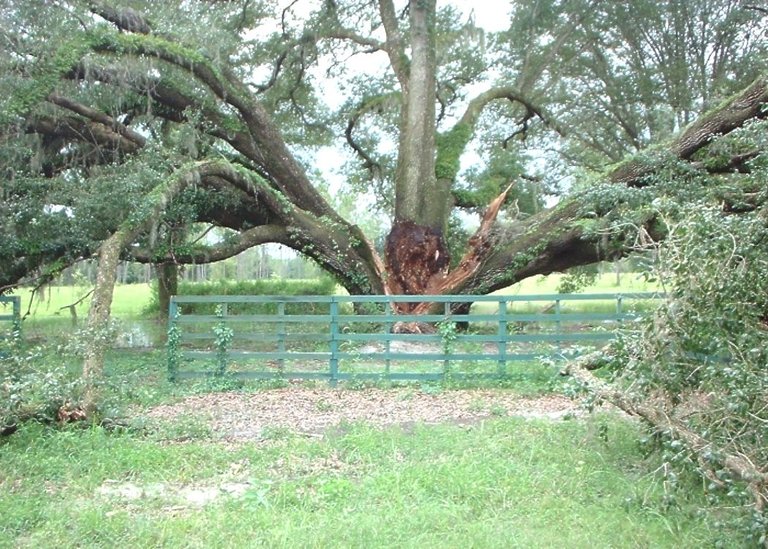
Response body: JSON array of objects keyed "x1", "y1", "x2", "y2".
[{"x1": 453, "y1": 2, "x2": 510, "y2": 32}]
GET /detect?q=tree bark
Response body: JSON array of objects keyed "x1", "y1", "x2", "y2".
[
  {"x1": 81, "y1": 230, "x2": 127, "y2": 415},
  {"x1": 384, "y1": 0, "x2": 454, "y2": 300},
  {"x1": 156, "y1": 262, "x2": 178, "y2": 320}
]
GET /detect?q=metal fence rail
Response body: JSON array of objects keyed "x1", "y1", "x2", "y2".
[
  {"x1": 0, "y1": 295, "x2": 20, "y2": 325},
  {"x1": 0, "y1": 296, "x2": 21, "y2": 357},
  {"x1": 168, "y1": 293, "x2": 660, "y2": 383}
]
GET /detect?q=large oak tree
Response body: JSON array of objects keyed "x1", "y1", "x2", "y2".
[{"x1": 1, "y1": 0, "x2": 766, "y2": 310}]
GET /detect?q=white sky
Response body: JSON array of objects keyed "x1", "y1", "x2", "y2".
[{"x1": 455, "y1": 2, "x2": 511, "y2": 32}]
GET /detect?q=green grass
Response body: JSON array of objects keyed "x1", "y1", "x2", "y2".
[
  {"x1": 0, "y1": 346, "x2": 748, "y2": 548},
  {"x1": 497, "y1": 272, "x2": 658, "y2": 295},
  {"x1": 0, "y1": 412, "x2": 736, "y2": 548},
  {"x1": 16, "y1": 284, "x2": 153, "y2": 320}
]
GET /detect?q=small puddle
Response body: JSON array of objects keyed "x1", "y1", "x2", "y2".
[{"x1": 115, "y1": 321, "x2": 162, "y2": 348}]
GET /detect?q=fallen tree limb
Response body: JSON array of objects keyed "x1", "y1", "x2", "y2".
[
  {"x1": 58, "y1": 288, "x2": 94, "y2": 326},
  {"x1": 565, "y1": 351, "x2": 768, "y2": 518}
]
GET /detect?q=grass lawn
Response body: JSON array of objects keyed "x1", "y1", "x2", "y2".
[
  {"x1": 0, "y1": 350, "x2": 743, "y2": 548},
  {"x1": 0, "y1": 411, "x2": 732, "y2": 548}
]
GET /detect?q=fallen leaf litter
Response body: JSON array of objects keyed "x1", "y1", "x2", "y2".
[{"x1": 142, "y1": 387, "x2": 583, "y2": 441}]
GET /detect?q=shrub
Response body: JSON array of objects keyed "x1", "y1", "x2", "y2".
[
  {"x1": 146, "y1": 277, "x2": 337, "y2": 315},
  {"x1": 0, "y1": 345, "x2": 83, "y2": 432}
]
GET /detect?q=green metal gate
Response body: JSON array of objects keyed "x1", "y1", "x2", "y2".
[{"x1": 168, "y1": 293, "x2": 659, "y2": 383}]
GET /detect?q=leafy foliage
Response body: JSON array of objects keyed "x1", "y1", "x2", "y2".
[
  {"x1": 608, "y1": 203, "x2": 768, "y2": 541},
  {"x1": 0, "y1": 345, "x2": 83, "y2": 431}
]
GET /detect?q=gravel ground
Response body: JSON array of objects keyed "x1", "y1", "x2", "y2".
[{"x1": 143, "y1": 388, "x2": 584, "y2": 441}]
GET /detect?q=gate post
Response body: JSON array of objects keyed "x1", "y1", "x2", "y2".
[
  {"x1": 497, "y1": 299, "x2": 507, "y2": 375},
  {"x1": 167, "y1": 298, "x2": 180, "y2": 382},
  {"x1": 329, "y1": 298, "x2": 339, "y2": 386},
  {"x1": 277, "y1": 301, "x2": 286, "y2": 372},
  {"x1": 11, "y1": 296, "x2": 20, "y2": 337}
]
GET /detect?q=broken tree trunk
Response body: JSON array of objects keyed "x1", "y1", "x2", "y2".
[{"x1": 384, "y1": 184, "x2": 514, "y2": 332}]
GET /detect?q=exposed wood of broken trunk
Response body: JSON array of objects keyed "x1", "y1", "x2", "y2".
[{"x1": 382, "y1": 0, "x2": 450, "y2": 308}]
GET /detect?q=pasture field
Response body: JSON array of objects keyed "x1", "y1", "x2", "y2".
[
  {"x1": 15, "y1": 283, "x2": 153, "y2": 320},
  {"x1": 495, "y1": 272, "x2": 657, "y2": 295},
  {"x1": 12, "y1": 273, "x2": 657, "y2": 322}
]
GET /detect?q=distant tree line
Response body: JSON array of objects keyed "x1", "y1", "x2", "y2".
[{"x1": 53, "y1": 244, "x2": 324, "y2": 286}]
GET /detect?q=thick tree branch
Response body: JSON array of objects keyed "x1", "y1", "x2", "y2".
[
  {"x1": 128, "y1": 225, "x2": 290, "y2": 264},
  {"x1": 434, "y1": 86, "x2": 567, "y2": 186},
  {"x1": 88, "y1": 3, "x2": 153, "y2": 34},
  {"x1": 378, "y1": 0, "x2": 409, "y2": 89},
  {"x1": 611, "y1": 75, "x2": 768, "y2": 185},
  {"x1": 47, "y1": 93, "x2": 146, "y2": 148},
  {"x1": 54, "y1": 29, "x2": 384, "y2": 292},
  {"x1": 28, "y1": 116, "x2": 142, "y2": 156},
  {"x1": 65, "y1": 64, "x2": 273, "y2": 175},
  {"x1": 174, "y1": 164, "x2": 385, "y2": 295}
]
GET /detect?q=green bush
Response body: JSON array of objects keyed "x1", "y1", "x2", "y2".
[
  {"x1": 146, "y1": 277, "x2": 337, "y2": 315},
  {"x1": 0, "y1": 346, "x2": 83, "y2": 432}
]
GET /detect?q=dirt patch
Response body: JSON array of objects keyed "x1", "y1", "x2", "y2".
[{"x1": 142, "y1": 388, "x2": 583, "y2": 441}]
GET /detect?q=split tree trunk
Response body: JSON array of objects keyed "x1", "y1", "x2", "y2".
[{"x1": 384, "y1": 0, "x2": 452, "y2": 306}]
